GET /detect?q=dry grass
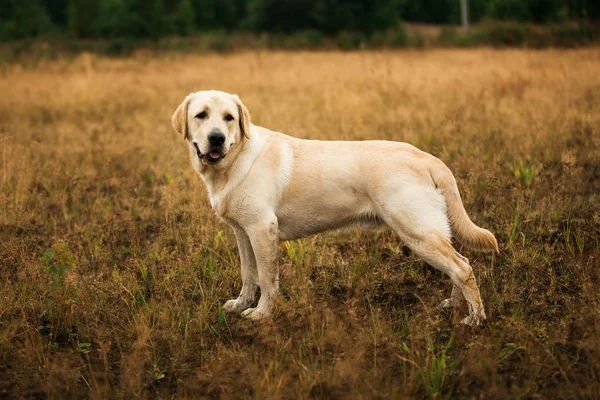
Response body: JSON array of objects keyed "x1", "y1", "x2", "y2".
[{"x1": 1, "y1": 48, "x2": 599, "y2": 399}]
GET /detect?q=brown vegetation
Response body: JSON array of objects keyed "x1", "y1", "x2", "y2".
[{"x1": 1, "y1": 49, "x2": 599, "y2": 398}]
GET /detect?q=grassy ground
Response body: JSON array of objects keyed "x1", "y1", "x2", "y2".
[{"x1": 0, "y1": 48, "x2": 599, "y2": 399}]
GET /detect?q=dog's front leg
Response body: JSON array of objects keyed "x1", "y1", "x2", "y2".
[
  {"x1": 223, "y1": 227, "x2": 258, "y2": 313},
  {"x1": 240, "y1": 217, "x2": 279, "y2": 320}
]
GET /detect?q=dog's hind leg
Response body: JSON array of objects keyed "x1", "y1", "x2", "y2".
[
  {"x1": 440, "y1": 251, "x2": 469, "y2": 309},
  {"x1": 397, "y1": 230, "x2": 485, "y2": 326},
  {"x1": 376, "y1": 186, "x2": 486, "y2": 326},
  {"x1": 440, "y1": 284, "x2": 463, "y2": 309}
]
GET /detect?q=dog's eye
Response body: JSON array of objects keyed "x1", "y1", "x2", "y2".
[
  {"x1": 195, "y1": 111, "x2": 207, "y2": 119},
  {"x1": 224, "y1": 113, "x2": 234, "y2": 122}
]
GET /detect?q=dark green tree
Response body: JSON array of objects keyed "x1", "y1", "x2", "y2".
[
  {"x1": 68, "y1": 0, "x2": 98, "y2": 38},
  {"x1": 448, "y1": 0, "x2": 488, "y2": 25},
  {"x1": 190, "y1": 0, "x2": 240, "y2": 32},
  {"x1": 1, "y1": 0, "x2": 597, "y2": 42},
  {"x1": 44, "y1": 0, "x2": 69, "y2": 27},
  {"x1": 1, "y1": 0, "x2": 54, "y2": 39},
  {"x1": 486, "y1": 0, "x2": 531, "y2": 22},
  {"x1": 219, "y1": 0, "x2": 247, "y2": 31},
  {"x1": 402, "y1": 0, "x2": 453, "y2": 23},
  {"x1": 173, "y1": 0, "x2": 195, "y2": 35},
  {"x1": 566, "y1": 0, "x2": 600, "y2": 22},
  {"x1": 244, "y1": 0, "x2": 317, "y2": 33},
  {"x1": 314, "y1": 0, "x2": 404, "y2": 34},
  {"x1": 93, "y1": 0, "x2": 131, "y2": 37},
  {"x1": 145, "y1": 0, "x2": 168, "y2": 39}
]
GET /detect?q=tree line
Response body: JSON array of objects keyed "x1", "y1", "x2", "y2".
[{"x1": 1, "y1": 0, "x2": 598, "y2": 41}]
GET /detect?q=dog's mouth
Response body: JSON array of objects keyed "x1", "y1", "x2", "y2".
[
  {"x1": 205, "y1": 151, "x2": 224, "y2": 164},
  {"x1": 194, "y1": 143, "x2": 225, "y2": 165}
]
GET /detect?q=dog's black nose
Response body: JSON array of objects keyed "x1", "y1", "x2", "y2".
[{"x1": 208, "y1": 131, "x2": 225, "y2": 146}]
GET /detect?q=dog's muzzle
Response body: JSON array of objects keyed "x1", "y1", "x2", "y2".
[{"x1": 193, "y1": 142, "x2": 226, "y2": 165}]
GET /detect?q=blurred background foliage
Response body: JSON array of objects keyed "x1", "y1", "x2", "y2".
[{"x1": 0, "y1": 0, "x2": 598, "y2": 41}]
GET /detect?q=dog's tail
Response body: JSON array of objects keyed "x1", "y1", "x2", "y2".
[{"x1": 429, "y1": 161, "x2": 499, "y2": 253}]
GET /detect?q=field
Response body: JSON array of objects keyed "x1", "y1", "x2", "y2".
[{"x1": 1, "y1": 48, "x2": 599, "y2": 398}]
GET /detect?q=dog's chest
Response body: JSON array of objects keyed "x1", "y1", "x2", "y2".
[
  {"x1": 207, "y1": 187, "x2": 244, "y2": 225},
  {"x1": 207, "y1": 192, "x2": 231, "y2": 221},
  {"x1": 203, "y1": 174, "x2": 239, "y2": 217}
]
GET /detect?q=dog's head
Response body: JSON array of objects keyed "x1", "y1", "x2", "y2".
[{"x1": 172, "y1": 90, "x2": 251, "y2": 166}]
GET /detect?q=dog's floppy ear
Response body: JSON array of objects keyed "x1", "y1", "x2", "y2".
[
  {"x1": 172, "y1": 93, "x2": 194, "y2": 140},
  {"x1": 234, "y1": 94, "x2": 251, "y2": 140}
]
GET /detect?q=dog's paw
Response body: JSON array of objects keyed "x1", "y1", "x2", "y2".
[
  {"x1": 461, "y1": 315, "x2": 486, "y2": 328},
  {"x1": 241, "y1": 306, "x2": 270, "y2": 320},
  {"x1": 223, "y1": 297, "x2": 252, "y2": 313},
  {"x1": 440, "y1": 298, "x2": 458, "y2": 309}
]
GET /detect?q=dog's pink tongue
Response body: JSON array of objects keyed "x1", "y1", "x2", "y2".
[{"x1": 209, "y1": 152, "x2": 220, "y2": 159}]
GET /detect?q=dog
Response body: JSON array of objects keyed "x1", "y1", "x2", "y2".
[{"x1": 171, "y1": 90, "x2": 498, "y2": 327}]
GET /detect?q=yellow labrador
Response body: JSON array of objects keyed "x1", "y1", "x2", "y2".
[{"x1": 172, "y1": 90, "x2": 498, "y2": 327}]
